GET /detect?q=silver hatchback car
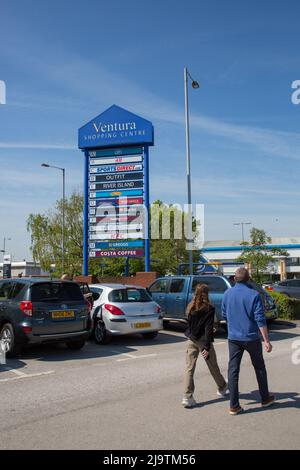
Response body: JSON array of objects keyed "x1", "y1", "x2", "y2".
[{"x1": 89, "y1": 284, "x2": 163, "y2": 344}]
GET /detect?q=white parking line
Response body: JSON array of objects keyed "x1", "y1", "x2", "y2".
[
  {"x1": 111, "y1": 350, "x2": 137, "y2": 358},
  {"x1": 4, "y1": 367, "x2": 27, "y2": 377},
  {"x1": 0, "y1": 370, "x2": 54, "y2": 383},
  {"x1": 116, "y1": 353, "x2": 158, "y2": 362}
]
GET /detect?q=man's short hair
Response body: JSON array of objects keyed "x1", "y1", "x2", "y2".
[{"x1": 234, "y1": 267, "x2": 250, "y2": 283}]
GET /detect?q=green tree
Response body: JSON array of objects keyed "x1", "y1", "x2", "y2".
[
  {"x1": 27, "y1": 191, "x2": 84, "y2": 277},
  {"x1": 237, "y1": 227, "x2": 288, "y2": 284},
  {"x1": 149, "y1": 200, "x2": 200, "y2": 275}
]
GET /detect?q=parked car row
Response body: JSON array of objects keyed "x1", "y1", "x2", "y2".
[
  {"x1": 0, "y1": 274, "x2": 279, "y2": 358},
  {"x1": 0, "y1": 278, "x2": 163, "y2": 357},
  {"x1": 266, "y1": 279, "x2": 300, "y2": 299}
]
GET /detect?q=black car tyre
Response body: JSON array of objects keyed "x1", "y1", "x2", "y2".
[
  {"x1": 163, "y1": 320, "x2": 170, "y2": 328},
  {"x1": 142, "y1": 331, "x2": 158, "y2": 340},
  {"x1": 0, "y1": 323, "x2": 21, "y2": 358},
  {"x1": 66, "y1": 339, "x2": 86, "y2": 350},
  {"x1": 94, "y1": 320, "x2": 110, "y2": 345}
]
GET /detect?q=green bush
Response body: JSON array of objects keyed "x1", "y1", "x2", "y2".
[{"x1": 269, "y1": 291, "x2": 300, "y2": 320}]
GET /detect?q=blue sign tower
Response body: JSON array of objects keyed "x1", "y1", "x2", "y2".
[{"x1": 78, "y1": 105, "x2": 154, "y2": 276}]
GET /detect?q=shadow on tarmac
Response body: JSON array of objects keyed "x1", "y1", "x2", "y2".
[
  {"x1": 239, "y1": 390, "x2": 300, "y2": 413},
  {"x1": 0, "y1": 358, "x2": 27, "y2": 374},
  {"x1": 189, "y1": 391, "x2": 300, "y2": 412},
  {"x1": 18, "y1": 328, "x2": 187, "y2": 363}
]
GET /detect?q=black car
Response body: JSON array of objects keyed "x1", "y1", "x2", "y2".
[{"x1": 0, "y1": 278, "x2": 92, "y2": 357}]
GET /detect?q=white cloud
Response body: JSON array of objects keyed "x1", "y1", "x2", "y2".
[
  {"x1": 0, "y1": 142, "x2": 76, "y2": 150},
  {"x1": 2, "y1": 42, "x2": 300, "y2": 162},
  {"x1": 150, "y1": 173, "x2": 300, "y2": 201}
]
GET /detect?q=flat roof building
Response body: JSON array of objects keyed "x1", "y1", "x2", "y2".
[
  {"x1": 0, "y1": 261, "x2": 48, "y2": 278},
  {"x1": 202, "y1": 237, "x2": 300, "y2": 279}
]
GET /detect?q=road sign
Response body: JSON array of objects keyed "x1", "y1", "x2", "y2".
[
  {"x1": 89, "y1": 232, "x2": 144, "y2": 240},
  {"x1": 89, "y1": 249, "x2": 144, "y2": 258},
  {"x1": 90, "y1": 172, "x2": 144, "y2": 182},
  {"x1": 90, "y1": 180, "x2": 144, "y2": 191},
  {"x1": 3, "y1": 254, "x2": 11, "y2": 279},
  {"x1": 79, "y1": 105, "x2": 153, "y2": 273},
  {"x1": 90, "y1": 189, "x2": 143, "y2": 198},
  {"x1": 88, "y1": 147, "x2": 143, "y2": 157},
  {"x1": 89, "y1": 240, "x2": 144, "y2": 250},
  {"x1": 90, "y1": 155, "x2": 143, "y2": 166},
  {"x1": 90, "y1": 163, "x2": 143, "y2": 174}
]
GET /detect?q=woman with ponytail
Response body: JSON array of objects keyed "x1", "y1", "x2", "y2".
[{"x1": 182, "y1": 284, "x2": 228, "y2": 408}]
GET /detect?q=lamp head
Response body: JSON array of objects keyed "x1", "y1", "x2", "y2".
[
  {"x1": 41, "y1": 163, "x2": 50, "y2": 168},
  {"x1": 192, "y1": 80, "x2": 200, "y2": 89}
]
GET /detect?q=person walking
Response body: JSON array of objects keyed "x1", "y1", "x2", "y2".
[
  {"x1": 222, "y1": 267, "x2": 275, "y2": 415},
  {"x1": 182, "y1": 284, "x2": 228, "y2": 408}
]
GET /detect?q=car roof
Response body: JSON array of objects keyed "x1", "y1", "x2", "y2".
[
  {"x1": 155, "y1": 274, "x2": 227, "y2": 280},
  {"x1": 0, "y1": 278, "x2": 77, "y2": 284},
  {"x1": 89, "y1": 283, "x2": 145, "y2": 289}
]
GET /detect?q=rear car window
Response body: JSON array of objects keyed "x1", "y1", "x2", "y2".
[
  {"x1": 11, "y1": 282, "x2": 26, "y2": 299},
  {"x1": 79, "y1": 283, "x2": 91, "y2": 295},
  {"x1": 0, "y1": 281, "x2": 14, "y2": 300},
  {"x1": 192, "y1": 277, "x2": 228, "y2": 293},
  {"x1": 108, "y1": 288, "x2": 152, "y2": 303},
  {"x1": 90, "y1": 287, "x2": 103, "y2": 296},
  {"x1": 31, "y1": 282, "x2": 84, "y2": 302}
]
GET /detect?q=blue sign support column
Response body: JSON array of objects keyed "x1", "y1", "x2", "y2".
[
  {"x1": 144, "y1": 146, "x2": 150, "y2": 272},
  {"x1": 83, "y1": 150, "x2": 89, "y2": 276}
]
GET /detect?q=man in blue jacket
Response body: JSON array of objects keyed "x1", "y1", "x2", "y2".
[{"x1": 222, "y1": 267, "x2": 275, "y2": 415}]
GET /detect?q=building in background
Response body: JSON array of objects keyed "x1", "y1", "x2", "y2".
[
  {"x1": 0, "y1": 261, "x2": 48, "y2": 278},
  {"x1": 202, "y1": 237, "x2": 300, "y2": 280}
]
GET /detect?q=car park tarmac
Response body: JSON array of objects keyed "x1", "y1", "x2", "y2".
[{"x1": 0, "y1": 321, "x2": 299, "y2": 450}]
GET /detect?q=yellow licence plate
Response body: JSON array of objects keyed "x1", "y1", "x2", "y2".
[
  {"x1": 51, "y1": 310, "x2": 75, "y2": 319},
  {"x1": 134, "y1": 322, "x2": 151, "y2": 329}
]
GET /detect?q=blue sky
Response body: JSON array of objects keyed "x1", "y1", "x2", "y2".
[{"x1": 1, "y1": 0, "x2": 300, "y2": 260}]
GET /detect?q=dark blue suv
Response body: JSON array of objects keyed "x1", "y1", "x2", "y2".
[{"x1": 0, "y1": 278, "x2": 91, "y2": 357}]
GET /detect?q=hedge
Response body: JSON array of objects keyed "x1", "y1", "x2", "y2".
[{"x1": 269, "y1": 291, "x2": 300, "y2": 320}]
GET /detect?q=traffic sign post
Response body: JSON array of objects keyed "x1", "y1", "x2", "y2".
[
  {"x1": 3, "y1": 254, "x2": 12, "y2": 279},
  {"x1": 78, "y1": 105, "x2": 154, "y2": 276}
]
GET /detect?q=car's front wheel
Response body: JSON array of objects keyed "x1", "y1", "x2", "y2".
[
  {"x1": 0, "y1": 323, "x2": 21, "y2": 358},
  {"x1": 142, "y1": 331, "x2": 158, "y2": 340},
  {"x1": 94, "y1": 320, "x2": 110, "y2": 345},
  {"x1": 66, "y1": 339, "x2": 86, "y2": 350}
]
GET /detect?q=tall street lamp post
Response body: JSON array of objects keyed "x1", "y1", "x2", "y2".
[
  {"x1": 233, "y1": 221, "x2": 252, "y2": 243},
  {"x1": 184, "y1": 67, "x2": 200, "y2": 275},
  {"x1": 42, "y1": 164, "x2": 66, "y2": 271},
  {"x1": 1, "y1": 237, "x2": 12, "y2": 255}
]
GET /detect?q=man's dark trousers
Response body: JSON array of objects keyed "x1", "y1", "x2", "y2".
[{"x1": 228, "y1": 339, "x2": 270, "y2": 408}]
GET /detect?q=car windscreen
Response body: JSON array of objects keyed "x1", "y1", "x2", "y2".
[
  {"x1": 108, "y1": 288, "x2": 152, "y2": 303},
  {"x1": 31, "y1": 282, "x2": 84, "y2": 302},
  {"x1": 192, "y1": 277, "x2": 228, "y2": 293}
]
